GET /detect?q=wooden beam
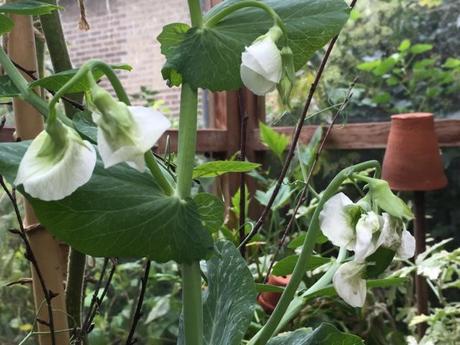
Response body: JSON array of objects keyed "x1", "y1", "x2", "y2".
[
  {"x1": 249, "y1": 120, "x2": 460, "y2": 150},
  {"x1": 2, "y1": 119, "x2": 459, "y2": 150}
]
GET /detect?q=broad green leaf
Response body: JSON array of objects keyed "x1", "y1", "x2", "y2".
[
  {"x1": 398, "y1": 39, "x2": 411, "y2": 52},
  {"x1": 0, "y1": 75, "x2": 20, "y2": 97},
  {"x1": 192, "y1": 160, "x2": 260, "y2": 179},
  {"x1": 267, "y1": 323, "x2": 364, "y2": 345},
  {"x1": 259, "y1": 122, "x2": 289, "y2": 160},
  {"x1": 410, "y1": 43, "x2": 433, "y2": 54},
  {"x1": 0, "y1": 0, "x2": 61, "y2": 15},
  {"x1": 159, "y1": 0, "x2": 350, "y2": 91},
  {"x1": 256, "y1": 283, "x2": 284, "y2": 293},
  {"x1": 0, "y1": 14, "x2": 14, "y2": 35},
  {"x1": 178, "y1": 241, "x2": 257, "y2": 345},
  {"x1": 194, "y1": 193, "x2": 225, "y2": 233},
  {"x1": 29, "y1": 64, "x2": 132, "y2": 94},
  {"x1": 0, "y1": 141, "x2": 213, "y2": 263},
  {"x1": 272, "y1": 254, "x2": 330, "y2": 276},
  {"x1": 372, "y1": 57, "x2": 397, "y2": 76},
  {"x1": 365, "y1": 247, "x2": 395, "y2": 279},
  {"x1": 356, "y1": 60, "x2": 380, "y2": 72}
]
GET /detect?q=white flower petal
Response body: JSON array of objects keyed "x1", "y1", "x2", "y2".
[
  {"x1": 243, "y1": 39, "x2": 282, "y2": 82},
  {"x1": 128, "y1": 106, "x2": 171, "y2": 152},
  {"x1": 333, "y1": 261, "x2": 367, "y2": 307},
  {"x1": 319, "y1": 193, "x2": 355, "y2": 248},
  {"x1": 126, "y1": 155, "x2": 146, "y2": 172},
  {"x1": 377, "y1": 213, "x2": 401, "y2": 249},
  {"x1": 354, "y1": 212, "x2": 380, "y2": 262},
  {"x1": 15, "y1": 130, "x2": 96, "y2": 201},
  {"x1": 240, "y1": 65, "x2": 277, "y2": 96},
  {"x1": 397, "y1": 229, "x2": 416, "y2": 259}
]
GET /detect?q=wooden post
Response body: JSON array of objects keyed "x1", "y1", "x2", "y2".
[{"x1": 8, "y1": 15, "x2": 70, "y2": 345}]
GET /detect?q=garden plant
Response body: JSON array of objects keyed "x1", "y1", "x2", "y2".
[{"x1": 0, "y1": 0, "x2": 445, "y2": 344}]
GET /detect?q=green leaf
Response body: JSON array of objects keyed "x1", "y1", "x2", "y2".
[
  {"x1": 194, "y1": 193, "x2": 225, "y2": 234},
  {"x1": 272, "y1": 254, "x2": 330, "y2": 276},
  {"x1": 259, "y1": 122, "x2": 289, "y2": 160},
  {"x1": 372, "y1": 57, "x2": 397, "y2": 76},
  {"x1": 442, "y1": 58, "x2": 460, "y2": 69},
  {"x1": 410, "y1": 43, "x2": 433, "y2": 55},
  {"x1": 0, "y1": 14, "x2": 14, "y2": 35},
  {"x1": 29, "y1": 64, "x2": 132, "y2": 94},
  {"x1": 0, "y1": 141, "x2": 213, "y2": 263},
  {"x1": 178, "y1": 241, "x2": 257, "y2": 345},
  {"x1": 372, "y1": 91, "x2": 391, "y2": 104},
  {"x1": 72, "y1": 111, "x2": 97, "y2": 142},
  {"x1": 365, "y1": 247, "x2": 395, "y2": 279},
  {"x1": 267, "y1": 323, "x2": 364, "y2": 345},
  {"x1": 0, "y1": 0, "x2": 61, "y2": 15},
  {"x1": 255, "y1": 179, "x2": 293, "y2": 211},
  {"x1": 256, "y1": 283, "x2": 284, "y2": 293},
  {"x1": 159, "y1": 0, "x2": 350, "y2": 91},
  {"x1": 0, "y1": 75, "x2": 20, "y2": 97},
  {"x1": 356, "y1": 60, "x2": 380, "y2": 72},
  {"x1": 398, "y1": 39, "x2": 411, "y2": 52},
  {"x1": 192, "y1": 160, "x2": 260, "y2": 179}
]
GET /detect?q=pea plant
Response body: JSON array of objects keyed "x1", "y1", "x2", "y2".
[{"x1": 0, "y1": 1, "x2": 417, "y2": 344}]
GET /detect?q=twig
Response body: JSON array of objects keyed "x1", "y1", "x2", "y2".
[
  {"x1": 262, "y1": 82, "x2": 355, "y2": 282},
  {"x1": 239, "y1": 0, "x2": 358, "y2": 249},
  {"x1": 125, "y1": 259, "x2": 151, "y2": 345},
  {"x1": 238, "y1": 89, "x2": 249, "y2": 257},
  {"x1": 81, "y1": 257, "x2": 117, "y2": 340},
  {"x1": 0, "y1": 176, "x2": 57, "y2": 345},
  {"x1": 12, "y1": 60, "x2": 85, "y2": 111}
]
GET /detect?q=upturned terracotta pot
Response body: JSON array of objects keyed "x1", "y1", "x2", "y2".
[
  {"x1": 258, "y1": 275, "x2": 290, "y2": 314},
  {"x1": 382, "y1": 113, "x2": 447, "y2": 191}
]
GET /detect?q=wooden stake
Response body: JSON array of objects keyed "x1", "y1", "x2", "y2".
[{"x1": 8, "y1": 14, "x2": 70, "y2": 345}]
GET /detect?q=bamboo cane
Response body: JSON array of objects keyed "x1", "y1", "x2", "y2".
[{"x1": 8, "y1": 14, "x2": 70, "y2": 345}]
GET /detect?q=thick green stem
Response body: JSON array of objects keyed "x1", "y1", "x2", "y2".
[
  {"x1": 39, "y1": 0, "x2": 82, "y2": 116},
  {"x1": 205, "y1": 0, "x2": 287, "y2": 36},
  {"x1": 0, "y1": 46, "x2": 49, "y2": 116},
  {"x1": 65, "y1": 250, "x2": 85, "y2": 330},
  {"x1": 179, "y1": 3, "x2": 203, "y2": 345},
  {"x1": 248, "y1": 160, "x2": 381, "y2": 345},
  {"x1": 274, "y1": 246, "x2": 348, "y2": 334}
]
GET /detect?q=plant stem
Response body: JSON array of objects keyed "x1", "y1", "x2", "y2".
[
  {"x1": 0, "y1": 46, "x2": 49, "y2": 116},
  {"x1": 175, "y1": 84, "x2": 198, "y2": 199},
  {"x1": 248, "y1": 160, "x2": 381, "y2": 345},
  {"x1": 205, "y1": 0, "x2": 287, "y2": 36},
  {"x1": 65, "y1": 249, "x2": 86, "y2": 332},
  {"x1": 145, "y1": 152, "x2": 174, "y2": 195},
  {"x1": 179, "y1": 2, "x2": 203, "y2": 344}
]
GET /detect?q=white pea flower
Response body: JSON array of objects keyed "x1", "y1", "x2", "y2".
[
  {"x1": 240, "y1": 27, "x2": 283, "y2": 95},
  {"x1": 91, "y1": 87, "x2": 170, "y2": 171},
  {"x1": 319, "y1": 193, "x2": 358, "y2": 249},
  {"x1": 397, "y1": 229, "x2": 416, "y2": 259},
  {"x1": 354, "y1": 211, "x2": 381, "y2": 262},
  {"x1": 333, "y1": 261, "x2": 367, "y2": 307},
  {"x1": 15, "y1": 122, "x2": 96, "y2": 201}
]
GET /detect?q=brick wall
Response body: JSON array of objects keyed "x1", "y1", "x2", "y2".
[{"x1": 59, "y1": 0, "x2": 205, "y2": 120}]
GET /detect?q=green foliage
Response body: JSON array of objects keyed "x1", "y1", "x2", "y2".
[
  {"x1": 0, "y1": 0, "x2": 61, "y2": 15},
  {"x1": 0, "y1": 14, "x2": 13, "y2": 35},
  {"x1": 29, "y1": 64, "x2": 132, "y2": 94},
  {"x1": 159, "y1": 0, "x2": 350, "y2": 91},
  {"x1": 0, "y1": 141, "x2": 214, "y2": 263},
  {"x1": 271, "y1": 254, "x2": 330, "y2": 276},
  {"x1": 192, "y1": 160, "x2": 261, "y2": 178},
  {"x1": 267, "y1": 323, "x2": 364, "y2": 345},
  {"x1": 259, "y1": 122, "x2": 289, "y2": 160},
  {"x1": 0, "y1": 75, "x2": 20, "y2": 97},
  {"x1": 178, "y1": 241, "x2": 257, "y2": 345},
  {"x1": 194, "y1": 193, "x2": 225, "y2": 234}
]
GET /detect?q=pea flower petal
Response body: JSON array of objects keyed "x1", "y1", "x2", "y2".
[
  {"x1": 15, "y1": 126, "x2": 96, "y2": 201},
  {"x1": 354, "y1": 211, "x2": 381, "y2": 262},
  {"x1": 333, "y1": 261, "x2": 367, "y2": 308},
  {"x1": 240, "y1": 38, "x2": 282, "y2": 95},
  {"x1": 397, "y1": 229, "x2": 416, "y2": 259},
  {"x1": 319, "y1": 193, "x2": 357, "y2": 248}
]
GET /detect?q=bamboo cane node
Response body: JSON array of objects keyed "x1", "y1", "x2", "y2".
[{"x1": 24, "y1": 223, "x2": 45, "y2": 233}]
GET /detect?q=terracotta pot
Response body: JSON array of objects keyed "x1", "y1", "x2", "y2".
[
  {"x1": 258, "y1": 275, "x2": 290, "y2": 314},
  {"x1": 382, "y1": 113, "x2": 447, "y2": 191}
]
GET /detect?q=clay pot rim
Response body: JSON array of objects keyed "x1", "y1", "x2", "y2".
[
  {"x1": 257, "y1": 294, "x2": 276, "y2": 313},
  {"x1": 391, "y1": 112, "x2": 432, "y2": 120}
]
